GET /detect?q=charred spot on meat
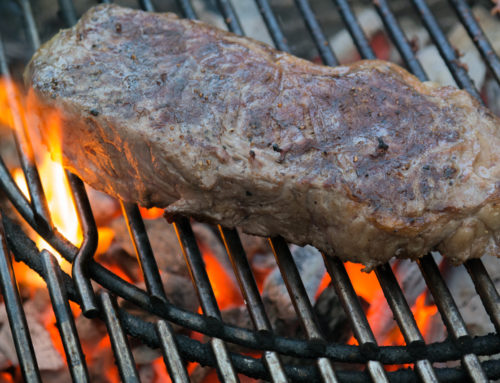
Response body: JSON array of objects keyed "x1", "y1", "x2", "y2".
[{"x1": 25, "y1": 4, "x2": 500, "y2": 269}]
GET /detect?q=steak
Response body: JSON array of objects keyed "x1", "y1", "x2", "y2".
[{"x1": 25, "y1": 4, "x2": 500, "y2": 269}]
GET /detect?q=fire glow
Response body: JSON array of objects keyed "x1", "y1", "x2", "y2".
[
  {"x1": 316, "y1": 262, "x2": 440, "y2": 352},
  {"x1": 1, "y1": 77, "x2": 118, "y2": 276}
]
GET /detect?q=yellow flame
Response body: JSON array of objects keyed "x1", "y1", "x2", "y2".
[
  {"x1": 4, "y1": 77, "x2": 114, "y2": 278},
  {"x1": 13, "y1": 153, "x2": 82, "y2": 274}
]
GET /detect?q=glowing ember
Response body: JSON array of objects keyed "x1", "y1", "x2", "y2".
[
  {"x1": 345, "y1": 262, "x2": 381, "y2": 303},
  {"x1": 152, "y1": 357, "x2": 172, "y2": 382},
  {"x1": 139, "y1": 206, "x2": 165, "y2": 220},
  {"x1": 315, "y1": 271, "x2": 331, "y2": 300},
  {"x1": 410, "y1": 292, "x2": 438, "y2": 342},
  {"x1": 202, "y1": 251, "x2": 242, "y2": 310},
  {"x1": 315, "y1": 261, "x2": 439, "y2": 353}
]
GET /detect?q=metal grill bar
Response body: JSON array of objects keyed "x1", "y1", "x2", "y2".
[
  {"x1": 176, "y1": 0, "x2": 197, "y2": 20},
  {"x1": 121, "y1": 202, "x2": 167, "y2": 303},
  {"x1": 294, "y1": 0, "x2": 338, "y2": 65},
  {"x1": 99, "y1": 291, "x2": 140, "y2": 383},
  {"x1": 371, "y1": 0, "x2": 428, "y2": 80},
  {"x1": 332, "y1": 0, "x2": 376, "y2": 60},
  {"x1": 0, "y1": 216, "x2": 41, "y2": 383},
  {"x1": 156, "y1": 320, "x2": 190, "y2": 383},
  {"x1": 0, "y1": 157, "x2": 35, "y2": 227},
  {"x1": 67, "y1": 172, "x2": 99, "y2": 316},
  {"x1": 219, "y1": 227, "x2": 288, "y2": 383},
  {"x1": 464, "y1": 259, "x2": 500, "y2": 332},
  {"x1": 255, "y1": 0, "x2": 289, "y2": 51},
  {"x1": 5, "y1": 206, "x2": 500, "y2": 380},
  {"x1": 215, "y1": 0, "x2": 244, "y2": 35},
  {"x1": 418, "y1": 254, "x2": 488, "y2": 383},
  {"x1": 139, "y1": 0, "x2": 154, "y2": 13},
  {"x1": 410, "y1": 0, "x2": 481, "y2": 100},
  {"x1": 18, "y1": 0, "x2": 40, "y2": 50},
  {"x1": 448, "y1": 0, "x2": 500, "y2": 83},
  {"x1": 0, "y1": 46, "x2": 52, "y2": 233},
  {"x1": 173, "y1": 217, "x2": 239, "y2": 383},
  {"x1": 374, "y1": 264, "x2": 438, "y2": 383},
  {"x1": 58, "y1": 0, "x2": 78, "y2": 26},
  {"x1": 41, "y1": 250, "x2": 90, "y2": 382},
  {"x1": 269, "y1": 237, "x2": 339, "y2": 383},
  {"x1": 324, "y1": 257, "x2": 388, "y2": 383}
]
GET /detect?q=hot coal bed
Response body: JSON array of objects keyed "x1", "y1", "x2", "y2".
[{"x1": 0, "y1": 0, "x2": 500, "y2": 382}]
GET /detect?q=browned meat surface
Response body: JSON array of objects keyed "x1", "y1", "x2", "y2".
[{"x1": 25, "y1": 4, "x2": 500, "y2": 269}]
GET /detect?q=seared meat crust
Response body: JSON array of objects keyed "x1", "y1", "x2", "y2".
[{"x1": 26, "y1": 5, "x2": 500, "y2": 268}]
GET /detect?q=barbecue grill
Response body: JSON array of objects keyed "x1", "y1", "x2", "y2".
[{"x1": 0, "y1": 0, "x2": 499, "y2": 382}]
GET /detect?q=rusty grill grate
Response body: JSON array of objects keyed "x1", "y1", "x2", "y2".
[{"x1": 0, "y1": 0, "x2": 500, "y2": 382}]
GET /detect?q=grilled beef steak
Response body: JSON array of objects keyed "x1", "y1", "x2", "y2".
[{"x1": 25, "y1": 4, "x2": 500, "y2": 269}]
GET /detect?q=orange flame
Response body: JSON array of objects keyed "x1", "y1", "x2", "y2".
[
  {"x1": 202, "y1": 251, "x2": 243, "y2": 310},
  {"x1": 2, "y1": 77, "x2": 115, "y2": 284},
  {"x1": 139, "y1": 206, "x2": 165, "y2": 220},
  {"x1": 316, "y1": 262, "x2": 439, "y2": 354}
]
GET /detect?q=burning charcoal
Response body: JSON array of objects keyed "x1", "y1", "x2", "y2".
[
  {"x1": 393, "y1": 259, "x2": 427, "y2": 305},
  {"x1": 85, "y1": 185, "x2": 120, "y2": 226},
  {"x1": 314, "y1": 286, "x2": 350, "y2": 343},
  {"x1": 289, "y1": 245, "x2": 326, "y2": 301},
  {"x1": 444, "y1": 256, "x2": 500, "y2": 336},
  {"x1": 109, "y1": 216, "x2": 189, "y2": 277},
  {"x1": 0, "y1": 289, "x2": 64, "y2": 371},
  {"x1": 221, "y1": 306, "x2": 254, "y2": 331},
  {"x1": 0, "y1": 327, "x2": 12, "y2": 371},
  {"x1": 192, "y1": 222, "x2": 234, "y2": 280},
  {"x1": 76, "y1": 313, "x2": 121, "y2": 382},
  {"x1": 261, "y1": 245, "x2": 327, "y2": 337},
  {"x1": 363, "y1": 259, "x2": 431, "y2": 344},
  {"x1": 40, "y1": 370, "x2": 72, "y2": 383},
  {"x1": 94, "y1": 246, "x2": 142, "y2": 284},
  {"x1": 75, "y1": 315, "x2": 107, "y2": 353},
  {"x1": 0, "y1": 372, "x2": 13, "y2": 383},
  {"x1": 189, "y1": 364, "x2": 212, "y2": 383},
  {"x1": 87, "y1": 341, "x2": 120, "y2": 383},
  {"x1": 161, "y1": 272, "x2": 198, "y2": 313},
  {"x1": 118, "y1": 271, "x2": 198, "y2": 332},
  {"x1": 138, "y1": 363, "x2": 156, "y2": 383},
  {"x1": 132, "y1": 344, "x2": 161, "y2": 365},
  {"x1": 237, "y1": 230, "x2": 273, "y2": 261}
]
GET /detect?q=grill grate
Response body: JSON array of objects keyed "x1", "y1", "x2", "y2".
[{"x1": 0, "y1": 0, "x2": 499, "y2": 382}]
